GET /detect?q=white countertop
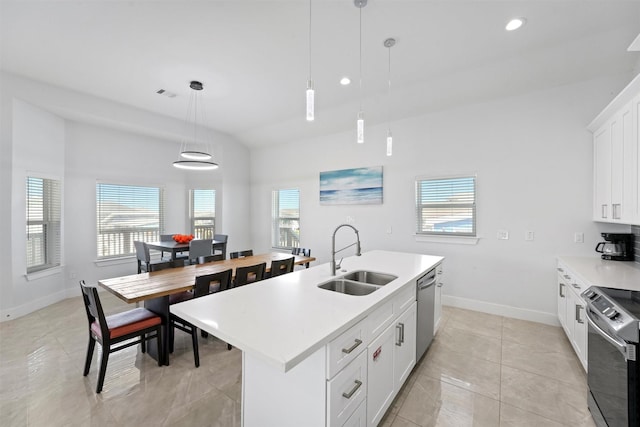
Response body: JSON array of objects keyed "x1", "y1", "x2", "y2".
[
  {"x1": 558, "y1": 255, "x2": 640, "y2": 292},
  {"x1": 170, "y1": 250, "x2": 443, "y2": 372}
]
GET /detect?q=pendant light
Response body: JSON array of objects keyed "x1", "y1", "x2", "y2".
[
  {"x1": 355, "y1": 0, "x2": 366, "y2": 144},
  {"x1": 306, "y1": 0, "x2": 315, "y2": 121},
  {"x1": 173, "y1": 81, "x2": 219, "y2": 171},
  {"x1": 384, "y1": 38, "x2": 395, "y2": 156}
]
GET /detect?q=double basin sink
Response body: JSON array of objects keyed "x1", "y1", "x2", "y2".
[{"x1": 318, "y1": 270, "x2": 398, "y2": 296}]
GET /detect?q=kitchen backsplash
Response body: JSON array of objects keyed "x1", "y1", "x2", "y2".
[{"x1": 633, "y1": 225, "x2": 640, "y2": 264}]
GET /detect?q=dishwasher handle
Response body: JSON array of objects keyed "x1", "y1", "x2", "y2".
[
  {"x1": 417, "y1": 269, "x2": 436, "y2": 290},
  {"x1": 418, "y1": 277, "x2": 436, "y2": 290}
]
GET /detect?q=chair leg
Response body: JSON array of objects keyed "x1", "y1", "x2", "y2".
[
  {"x1": 227, "y1": 343, "x2": 232, "y2": 351},
  {"x1": 192, "y1": 327, "x2": 200, "y2": 368},
  {"x1": 96, "y1": 345, "x2": 109, "y2": 393},
  {"x1": 169, "y1": 322, "x2": 175, "y2": 353},
  {"x1": 83, "y1": 337, "x2": 96, "y2": 376}
]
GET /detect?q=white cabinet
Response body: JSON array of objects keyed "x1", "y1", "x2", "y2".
[
  {"x1": 556, "y1": 261, "x2": 587, "y2": 371},
  {"x1": 434, "y1": 264, "x2": 444, "y2": 334},
  {"x1": 366, "y1": 302, "x2": 417, "y2": 427},
  {"x1": 327, "y1": 351, "x2": 367, "y2": 427},
  {"x1": 590, "y1": 75, "x2": 640, "y2": 225}
]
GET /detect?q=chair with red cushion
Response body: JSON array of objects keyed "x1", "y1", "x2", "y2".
[{"x1": 80, "y1": 280, "x2": 163, "y2": 393}]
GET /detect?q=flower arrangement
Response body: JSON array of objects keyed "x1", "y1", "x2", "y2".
[{"x1": 173, "y1": 234, "x2": 194, "y2": 243}]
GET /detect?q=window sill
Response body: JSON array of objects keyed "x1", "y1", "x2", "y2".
[
  {"x1": 414, "y1": 234, "x2": 479, "y2": 245},
  {"x1": 25, "y1": 266, "x2": 64, "y2": 281}
]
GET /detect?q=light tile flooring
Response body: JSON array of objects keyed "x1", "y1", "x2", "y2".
[{"x1": 0, "y1": 295, "x2": 597, "y2": 427}]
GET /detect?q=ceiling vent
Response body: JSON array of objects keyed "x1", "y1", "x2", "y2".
[{"x1": 156, "y1": 89, "x2": 177, "y2": 98}]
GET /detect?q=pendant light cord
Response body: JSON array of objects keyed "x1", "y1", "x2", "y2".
[
  {"x1": 308, "y1": 0, "x2": 312, "y2": 80},
  {"x1": 387, "y1": 44, "x2": 391, "y2": 130},
  {"x1": 358, "y1": 5, "x2": 362, "y2": 111}
]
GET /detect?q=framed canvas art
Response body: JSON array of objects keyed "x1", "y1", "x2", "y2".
[{"x1": 319, "y1": 166, "x2": 383, "y2": 205}]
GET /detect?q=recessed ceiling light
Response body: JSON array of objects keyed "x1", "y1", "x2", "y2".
[
  {"x1": 505, "y1": 17, "x2": 526, "y2": 31},
  {"x1": 340, "y1": 77, "x2": 351, "y2": 86}
]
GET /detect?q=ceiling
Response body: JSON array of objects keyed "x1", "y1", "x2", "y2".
[{"x1": 2, "y1": 1, "x2": 639, "y2": 148}]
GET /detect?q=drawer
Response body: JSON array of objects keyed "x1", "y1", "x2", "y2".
[
  {"x1": 327, "y1": 320, "x2": 367, "y2": 379},
  {"x1": 327, "y1": 350, "x2": 367, "y2": 427},
  {"x1": 341, "y1": 399, "x2": 366, "y2": 427},
  {"x1": 366, "y1": 298, "x2": 395, "y2": 342},
  {"x1": 393, "y1": 283, "x2": 416, "y2": 315}
]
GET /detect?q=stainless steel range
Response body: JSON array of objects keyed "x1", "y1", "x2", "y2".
[{"x1": 582, "y1": 286, "x2": 640, "y2": 427}]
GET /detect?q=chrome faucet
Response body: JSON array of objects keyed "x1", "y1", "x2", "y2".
[{"x1": 331, "y1": 224, "x2": 362, "y2": 275}]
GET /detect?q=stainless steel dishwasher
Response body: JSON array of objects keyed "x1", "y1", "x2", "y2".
[{"x1": 416, "y1": 268, "x2": 436, "y2": 361}]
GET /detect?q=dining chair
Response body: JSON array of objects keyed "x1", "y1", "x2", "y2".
[
  {"x1": 268, "y1": 257, "x2": 295, "y2": 278},
  {"x1": 197, "y1": 254, "x2": 224, "y2": 264},
  {"x1": 188, "y1": 239, "x2": 213, "y2": 264},
  {"x1": 213, "y1": 234, "x2": 228, "y2": 260},
  {"x1": 169, "y1": 269, "x2": 233, "y2": 366},
  {"x1": 230, "y1": 249, "x2": 253, "y2": 259},
  {"x1": 79, "y1": 280, "x2": 163, "y2": 393},
  {"x1": 233, "y1": 262, "x2": 266, "y2": 287},
  {"x1": 291, "y1": 247, "x2": 312, "y2": 268},
  {"x1": 134, "y1": 241, "x2": 170, "y2": 273}
]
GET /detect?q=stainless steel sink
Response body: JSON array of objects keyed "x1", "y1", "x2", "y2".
[
  {"x1": 318, "y1": 279, "x2": 379, "y2": 296},
  {"x1": 341, "y1": 270, "x2": 397, "y2": 286}
]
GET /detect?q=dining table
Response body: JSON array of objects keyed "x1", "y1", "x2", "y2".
[
  {"x1": 146, "y1": 239, "x2": 226, "y2": 261},
  {"x1": 98, "y1": 252, "x2": 316, "y2": 365}
]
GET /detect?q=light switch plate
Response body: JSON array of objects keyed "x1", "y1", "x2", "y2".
[
  {"x1": 525, "y1": 231, "x2": 535, "y2": 241},
  {"x1": 497, "y1": 230, "x2": 509, "y2": 240},
  {"x1": 574, "y1": 232, "x2": 584, "y2": 243}
]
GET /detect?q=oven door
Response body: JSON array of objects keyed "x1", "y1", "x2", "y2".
[{"x1": 585, "y1": 308, "x2": 636, "y2": 427}]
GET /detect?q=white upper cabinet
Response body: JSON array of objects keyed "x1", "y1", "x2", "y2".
[{"x1": 589, "y1": 74, "x2": 640, "y2": 225}]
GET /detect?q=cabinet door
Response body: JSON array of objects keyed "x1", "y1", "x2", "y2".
[
  {"x1": 594, "y1": 123, "x2": 612, "y2": 221},
  {"x1": 366, "y1": 323, "x2": 395, "y2": 427},
  {"x1": 612, "y1": 102, "x2": 634, "y2": 222},
  {"x1": 395, "y1": 303, "x2": 417, "y2": 391},
  {"x1": 342, "y1": 400, "x2": 366, "y2": 427},
  {"x1": 572, "y1": 292, "x2": 588, "y2": 371},
  {"x1": 632, "y1": 94, "x2": 640, "y2": 224},
  {"x1": 557, "y1": 273, "x2": 568, "y2": 333}
]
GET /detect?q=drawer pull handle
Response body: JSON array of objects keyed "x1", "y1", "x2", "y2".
[
  {"x1": 396, "y1": 324, "x2": 402, "y2": 346},
  {"x1": 342, "y1": 339, "x2": 363, "y2": 354},
  {"x1": 342, "y1": 379, "x2": 363, "y2": 399}
]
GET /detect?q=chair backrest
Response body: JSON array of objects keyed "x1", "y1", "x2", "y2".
[
  {"x1": 234, "y1": 262, "x2": 266, "y2": 287},
  {"x1": 270, "y1": 257, "x2": 295, "y2": 277},
  {"x1": 194, "y1": 269, "x2": 232, "y2": 297},
  {"x1": 79, "y1": 280, "x2": 109, "y2": 339},
  {"x1": 230, "y1": 249, "x2": 253, "y2": 259},
  {"x1": 292, "y1": 247, "x2": 311, "y2": 257},
  {"x1": 150, "y1": 259, "x2": 184, "y2": 272},
  {"x1": 160, "y1": 234, "x2": 175, "y2": 242},
  {"x1": 197, "y1": 254, "x2": 224, "y2": 264},
  {"x1": 133, "y1": 241, "x2": 150, "y2": 263},
  {"x1": 213, "y1": 234, "x2": 228, "y2": 243},
  {"x1": 189, "y1": 239, "x2": 213, "y2": 260}
]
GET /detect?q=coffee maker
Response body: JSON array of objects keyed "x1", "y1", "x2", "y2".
[{"x1": 595, "y1": 232, "x2": 635, "y2": 261}]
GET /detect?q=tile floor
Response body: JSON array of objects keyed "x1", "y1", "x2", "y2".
[{"x1": 0, "y1": 295, "x2": 596, "y2": 427}]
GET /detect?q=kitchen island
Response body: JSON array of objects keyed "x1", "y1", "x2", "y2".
[{"x1": 171, "y1": 250, "x2": 443, "y2": 427}]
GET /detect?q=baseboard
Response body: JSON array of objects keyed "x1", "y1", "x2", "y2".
[
  {"x1": 0, "y1": 289, "x2": 69, "y2": 322},
  {"x1": 442, "y1": 295, "x2": 560, "y2": 327}
]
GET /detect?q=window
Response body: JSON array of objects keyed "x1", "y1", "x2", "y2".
[
  {"x1": 190, "y1": 189, "x2": 216, "y2": 239},
  {"x1": 416, "y1": 175, "x2": 476, "y2": 236},
  {"x1": 271, "y1": 188, "x2": 300, "y2": 249},
  {"x1": 96, "y1": 183, "x2": 164, "y2": 258},
  {"x1": 26, "y1": 176, "x2": 62, "y2": 273}
]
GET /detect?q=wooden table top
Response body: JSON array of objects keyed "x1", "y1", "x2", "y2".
[{"x1": 98, "y1": 252, "x2": 316, "y2": 304}]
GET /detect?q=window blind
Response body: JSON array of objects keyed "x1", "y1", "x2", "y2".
[
  {"x1": 190, "y1": 189, "x2": 216, "y2": 239},
  {"x1": 271, "y1": 188, "x2": 300, "y2": 249},
  {"x1": 416, "y1": 176, "x2": 476, "y2": 236},
  {"x1": 96, "y1": 183, "x2": 164, "y2": 258},
  {"x1": 26, "y1": 176, "x2": 61, "y2": 273}
]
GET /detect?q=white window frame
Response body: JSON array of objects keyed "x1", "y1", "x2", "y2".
[
  {"x1": 96, "y1": 182, "x2": 165, "y2": 259},
  {"x1": 271, "y1": 188, "x2": 300, "y2": 250},
  {"x1": 189, "y1": 188, "x2": 216, "y2": 239},
  {"x1": 26, "y1": 175, "x2": 62, "y2": 274},
  {"x1": 415, "y1": 174, "x2": 477, "y2": 240}
]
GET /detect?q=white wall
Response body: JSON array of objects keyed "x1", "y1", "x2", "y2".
[
  {"x1": 0, "y1": 72, "x2": 252, "y2": 320},
  {"x1": 249, "y1": 74, "x2": 634, "y2": 325}
]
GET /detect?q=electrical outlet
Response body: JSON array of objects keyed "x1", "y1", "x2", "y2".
[
  {"x1": 386, "y1": 226, "x2": 392, "y2": 234},
  {"x1": 346, "y1": 216, "x2": 355, "y2": 224},
  {"x1": 574, "y1": 232, "x2": 584, "y2": 243},
  {"x1": 525, "y1": 231, "x2": 535, "y2": 241},
  {"x1": 497, "y1": 230, "x2": 509, "y2": 240}
]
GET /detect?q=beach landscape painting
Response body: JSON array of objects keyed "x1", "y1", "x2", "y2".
[{"x1": 320, "y1": 166, "x2": 383, "y2": 205}]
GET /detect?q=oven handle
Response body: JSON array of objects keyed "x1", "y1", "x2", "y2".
[{"x1": 585, "y1": 309, "x2": 630, "y2": 360}]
